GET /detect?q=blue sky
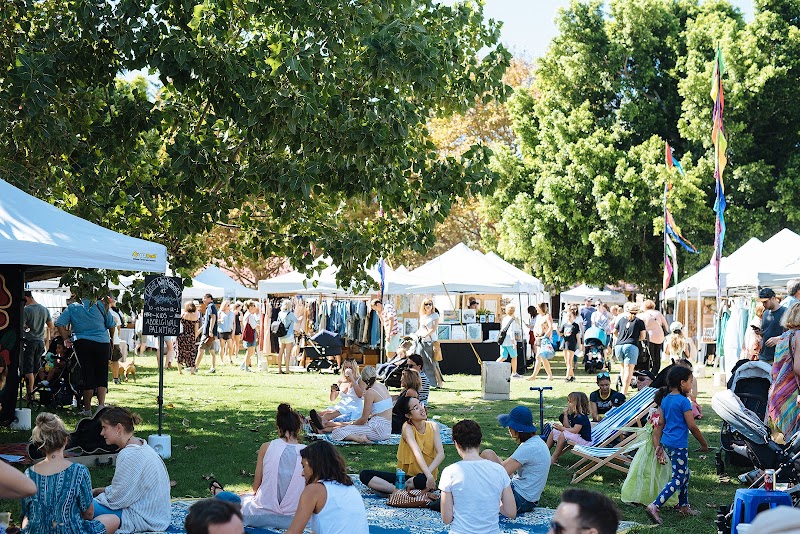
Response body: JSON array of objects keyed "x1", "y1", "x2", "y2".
[{"x1": 483, "y1": 0, "x2": 755, "y2": 58}]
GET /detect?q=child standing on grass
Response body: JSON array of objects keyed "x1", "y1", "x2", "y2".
[
  {"x1": 545, "y1": 392, "x2": 592, "y2": 465},
  {"x1": 646, "y1": 365, "x2": 709, "y2": 525}
]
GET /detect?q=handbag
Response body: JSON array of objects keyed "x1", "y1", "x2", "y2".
[
  {"x1": 497, "y1": 319, "x2": 513, "y2": 345},
  {"x1": 768, "y1": 333, "x2": 800, "y2": 438},
  {"x1": 243, "y1": 321, "x2": 256, "y2": 343},
  {"x1": 539, "y1": 337, "x2": 555, "y2": 360},
  {"x1": 387, "y1": 489, "x2": 436, "y2": 508}
]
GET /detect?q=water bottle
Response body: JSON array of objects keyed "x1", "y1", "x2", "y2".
[{"x1": 395, "y1": 469, "x2": 406, "y2": 490}]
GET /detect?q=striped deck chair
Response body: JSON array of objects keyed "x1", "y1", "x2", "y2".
[{"x1": 567, "y1": 386, "x2": 657, "y2": 483}]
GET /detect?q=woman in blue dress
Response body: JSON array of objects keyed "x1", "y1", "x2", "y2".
[{"x1": 21, "y1": 413, "x2": 119, "y2": 533}]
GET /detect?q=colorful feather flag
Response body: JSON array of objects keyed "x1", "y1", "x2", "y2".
[{"x1": 710, "y1": 46, "x2": 727, "y2": 300}]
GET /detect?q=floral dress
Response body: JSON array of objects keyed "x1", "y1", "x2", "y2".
[
  {"x1": 22, "y1": 462, "x2": 105, "y2": 534},
  {"x1": 177, "y1": 316, "x2": 199, "y2": 367}
]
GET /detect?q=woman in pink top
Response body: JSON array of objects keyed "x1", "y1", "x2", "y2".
[
  {"x1": 638, "y1": 300, "x2": 669, "y2": 374},
  {"x1": 210, "y1": 403, "x2": 306, "y2": 529}
]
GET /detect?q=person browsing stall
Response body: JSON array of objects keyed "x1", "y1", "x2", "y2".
[
  {"x1": 589, "y1": 372, "x2": 626, "y2": 422},
  {"x1": 481, "y1": 406, "x2": 550, "y2": 514}
]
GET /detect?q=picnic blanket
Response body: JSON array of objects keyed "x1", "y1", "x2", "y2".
[
  {"x1": 304, "y1": 422, "x2": 453, "y2": 446},
  {"x1": 149, "y1": 479, "x2": 637, "y2": 534}
]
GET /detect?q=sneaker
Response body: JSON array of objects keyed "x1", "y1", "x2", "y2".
[
  {"x1": 245, "y1": 366, "x2": 252, "y2": 372},
  {"x1": 207, "y1": 368, "x2": 216, "y2": 374},
  {"x1": 113, "y1": 378, "x2": 120, "y2": 385},
  {"x1": 511, "y1": 373, "x2": 523, "y2": 378}
]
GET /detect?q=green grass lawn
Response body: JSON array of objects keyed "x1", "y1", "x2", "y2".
[{"x1": 0, "y1": 350, "x2": 741, "y2": 532}]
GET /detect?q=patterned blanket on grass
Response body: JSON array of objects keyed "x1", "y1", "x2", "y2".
[
  {"x1": 151, "y1": 480, "x2": 638, "y2": 534},
  {"x1": 304, "y1": 422, "x2": 453, "y2": 446}
]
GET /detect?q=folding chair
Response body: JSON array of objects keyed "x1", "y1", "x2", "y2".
[{"x1": 567, "y1": 386, "x2": 657, "y2": 483}]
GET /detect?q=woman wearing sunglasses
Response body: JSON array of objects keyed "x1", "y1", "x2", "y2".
[{"x1": 415, "y1": 299, "x2": 442, "y2": 388}]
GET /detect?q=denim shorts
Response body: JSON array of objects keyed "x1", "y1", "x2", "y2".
[
  {"x1": 499, "y1": 345, "x2": 516, "y2": 360},
  {"x1": 614, "y1": 343, "x2": 639, "y2": 365},
  {"x1": 511, "y1": 484, "x2": 537, "y2": 514}
]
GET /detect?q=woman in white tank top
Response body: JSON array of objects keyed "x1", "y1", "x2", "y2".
[{"x1": 286, "y1": 441, "x2": 368, "y2": 534}]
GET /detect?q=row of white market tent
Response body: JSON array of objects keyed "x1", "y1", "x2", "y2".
[{"x1": 257, "y1": 243, "x2": 548, "y2": 302}]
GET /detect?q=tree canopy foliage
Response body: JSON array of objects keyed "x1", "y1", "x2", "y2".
[
  {"x1": 1, "y1": 0, "x2": 510, "y2": 287},
  {"x1": 489, "y1": 0, "x2": 800, "y2": 293}
]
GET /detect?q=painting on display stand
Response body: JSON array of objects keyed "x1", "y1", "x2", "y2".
[
  {"x1": 461, "y1": 309, "x2": 477, "y2": 324},
  {"x1": 487, "y1": 330, "x2": 500, "y2": 342},
  {"x1": 436, "y1": 324, "x2": 451, "y2": 341},
  {"x1": 403, "y1": 318, "x2": 419, "y2": 336},
  {"x1": 442, "y1": 310, "x2": 458, "y2": 323},
  {"x1": 450, "y1": 325, "x2": 467, "y2": 341},
  {"x1": 466, "y1": 323, "x2": 482, "y2": 341}
]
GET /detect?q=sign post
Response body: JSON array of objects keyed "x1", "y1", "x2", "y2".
[{"x1": 142, "y1": 275, "x2": 182, "y2": 458}]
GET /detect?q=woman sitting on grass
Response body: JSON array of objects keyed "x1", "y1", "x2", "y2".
[
  {"x1": 210, "y1": 403, "x2": 306, "y2": 529},
  {"x1": 546, "y1": 391, "x2": 592, "y2": 465},
  {"x1": 360, "y1": 396, "x2": 444, "y2": 497},
  {"x1": 92, "y1": 407, "x2": 171, "y2": 533},
  {"x1": 22, "y1": 412, "x2": 119, "y2": 534},
  {"x1": 286, "y1": 441, "x2": 368, "y2": 534},
  {"x1": 391, "y1": 369, "x2": 421, "y2": 433},
  {"x1": 439, "y1": 420, "x2": 516, "y2": 532},
  {"x1": 308, "y1": 359, "x2": 365, "y2": 432},
  {"x1": 481, "y1": 406, "x2": 551, "y2": 514},
  {"x1": 327, "y1": 366, "x2": 392, "y2": 443}
]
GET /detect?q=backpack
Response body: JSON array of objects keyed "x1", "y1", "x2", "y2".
[{"x1": 270, "y1": 316, "x2": 288, "y2": 337}]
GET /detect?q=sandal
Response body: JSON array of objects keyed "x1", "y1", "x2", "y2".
[
  {"x1": 646, "y1": 504, "x2": 663, "y2": 525},
  {"x1": 208, "y1": 478, "x2": 224, "y2": 496}
]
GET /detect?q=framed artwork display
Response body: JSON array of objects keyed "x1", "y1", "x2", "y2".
[
  {"x1": 466, "y1": 323, "x2": 482, "y2": 341},
  {"x1": 450, "y1": 325, "x2": 467, "y2": 341},
  {"x1": 488, "y1": 330, "x2": 500, "y2": 342},
  {"x1": 437, "y1": 324, "x2": 451, "y2": 341},
  {"x1": 403, "y1": 318, "x2": 419, "y2": 336},
  {"x1": 487, "y1": 313, "x2": 496, "y2": 323},
  {"x1": 461, "y1": 309, "x2": 477, "y2": 324},
  {"x1": 442, "y1": 310, "x2": 458, "y2": 323}
]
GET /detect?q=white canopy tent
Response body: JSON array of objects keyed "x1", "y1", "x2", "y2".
[
  {"x1": 408, "y1": 243, "x2": 538, "y2": 295},
  {"x1": 725, "y1": 229, "x2": 800, "y2": 290},
  {"x1": 559, "y1": 284, "x2": 627, "y2": 305},
  {"x1": 194, "y1": 265, "x2": 259, "y2": 299},
  {"x1": 0, "y1": 179, "x2": 167, "y2": 276},
  {"x1": 663, "y1": 237, "x2": 763, "y2": 299}
]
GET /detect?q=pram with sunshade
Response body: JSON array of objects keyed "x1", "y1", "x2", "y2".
[{"x1": 583, "y1": 326, "x2": 610, "y2": 373}]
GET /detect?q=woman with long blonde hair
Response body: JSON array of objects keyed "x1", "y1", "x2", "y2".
[{"x1": 415, "y1": 298, "x2": 441, "y2": 388}]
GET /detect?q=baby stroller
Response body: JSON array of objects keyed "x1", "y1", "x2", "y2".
[
  {"x1": 716, "y1": 360, "x2": 773, "y2": 471},
  {"x1": 377, "y1": 351, "x2": 407, "y2": 388},
  {"x1": 583, "y1": 326, "x2": 609, "y2": 373},
  {"x1": 28, "y1": 337, "x2": 81, "y2": 410},
  {"x1": 302, "y1": 330, "x2": 343, "y2": 373},
  {"x1": 712, "y1": 390, "x2": 800, "y2": 532}
]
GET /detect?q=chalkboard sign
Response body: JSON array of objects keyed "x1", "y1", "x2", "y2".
[{"x1": 142, "y1": 275, "x2": 182, "y2": 337}]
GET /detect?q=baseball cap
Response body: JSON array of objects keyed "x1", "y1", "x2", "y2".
[
  {"x1": 634, "y1": 370, "x2": 656, "y2": 381},
  {"x1": 669, "y1": 321, "x2": 683, "y2": 333},
  {"x1": 497, "y1": 406, "x2": 538, "y2": 434},
  {"x1": 758, "y1": 287, "x2": 776, "y2": 300}
]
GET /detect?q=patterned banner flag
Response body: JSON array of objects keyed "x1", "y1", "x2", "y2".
[{"x1": 710, "y1": 46, "x2": 727, "y2": 300}]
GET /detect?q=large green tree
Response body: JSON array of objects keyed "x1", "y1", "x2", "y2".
[
  {"x1": 489, "y1": 0, "x2": 800, "y2": 293},
  {"x1": 1, "y1": 0, "x2": 510, "y2": 286}
]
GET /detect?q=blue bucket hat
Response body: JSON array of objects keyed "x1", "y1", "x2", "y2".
[{"x1": 497, "y1": 405, "x2": 537, "y2": 434}]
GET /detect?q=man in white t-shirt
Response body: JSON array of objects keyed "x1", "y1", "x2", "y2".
[
  {"x1": 481, "y1": 405, "x2": 550, "y2": 513},
  {"x1": 439, "y1": 420, "x2": 516, "y2": 534}
]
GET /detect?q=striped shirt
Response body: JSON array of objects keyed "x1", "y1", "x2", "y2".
[
  {"x1": 94, "y1": 441, "x2": 171, "y2": 534},
  {"x1": 419, "y1": 371, "x2": 430, "y2": 406}
]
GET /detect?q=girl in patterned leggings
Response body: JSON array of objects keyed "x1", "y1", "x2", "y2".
[{"x1": 646, "y1": 365, "x2": 709, "y2": 524}]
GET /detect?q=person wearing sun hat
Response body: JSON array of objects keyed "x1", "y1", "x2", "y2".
[{"x1": 480, "y1": 406, "x2": 551, "y2": 514}]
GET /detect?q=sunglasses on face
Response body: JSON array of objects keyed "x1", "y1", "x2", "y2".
[
  {"x1": 597, "y1": 372, "x2": 610, "y2": 379},
  {"x1": 424, "y1": 303, "x2": 432, "y2": 306}
]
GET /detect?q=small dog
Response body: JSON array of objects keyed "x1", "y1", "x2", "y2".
[{"x1": 121, "y1": 360, "x2": 137, "y2": 382}]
